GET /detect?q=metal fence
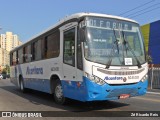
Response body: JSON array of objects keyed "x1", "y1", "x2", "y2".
[{"x1": 148, "y1": 67, "x2": 160, "y2": 89}]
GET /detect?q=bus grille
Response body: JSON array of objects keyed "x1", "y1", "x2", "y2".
[
  {"x1": 97, "y1": 68, "x2": 144, "y2": 75},
  {"x1": 107, "y1": 88, "x2": 138, "y2": 98},
  {"x1": 108, "y1": 83, "x2": 137, "y2": 86}
]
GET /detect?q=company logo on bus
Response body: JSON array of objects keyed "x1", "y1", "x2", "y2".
[
  {"x1": 104, "y1": 76, "x2": 123, "y2": 80},
  {"x1": 26, "y1": 66, "x2": 43, "y2": 75},
  {"x1": 104, "y1": 76, "x2": 128, "y2": 82},
  {"x1": 123, "y1": 77, "x2": 127, "y2": 82}
]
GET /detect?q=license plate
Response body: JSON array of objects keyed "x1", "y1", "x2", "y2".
[{"x1": 119, "y1": 94, "x2": 130, "y2": 99}]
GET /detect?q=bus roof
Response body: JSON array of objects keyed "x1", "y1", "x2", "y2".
[{"x1": 10, "y1": 12, "x2": 138, "y2": 53}]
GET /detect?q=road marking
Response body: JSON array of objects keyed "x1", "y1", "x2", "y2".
[
  {"x1": 133, "y1": 97, "x2": 160, "y2": 103},
  {"x1": 147, "y1": 92, "x2": 160, "y2": 95}
]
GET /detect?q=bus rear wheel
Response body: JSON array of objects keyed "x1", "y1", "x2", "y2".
[
  {"x1": 54, "y1": 80, "x2": 66, "y2": 105},
  {"x1": 19, "y1": 77, "x2": 26, "y2": 93}
]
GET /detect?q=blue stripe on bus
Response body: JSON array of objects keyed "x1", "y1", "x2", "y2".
[
  {"x1": 19, "y1": 76, "x2": 147, "y2": 102},
  {"x1": 24, "y1": 78, "x2": 51, "y2": 93}
]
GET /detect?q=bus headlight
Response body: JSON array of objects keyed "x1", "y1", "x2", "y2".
[
  {"x1": 141, "y1": 74, "x2": 148, "y2": 82},
  {"x1": 85, "y1": 72, "x2": 106, "y2": 85}
]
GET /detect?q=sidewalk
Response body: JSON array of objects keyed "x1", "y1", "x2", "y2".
[{"x1": 147, "y1": 88, "x2": 160, "y2": 93}]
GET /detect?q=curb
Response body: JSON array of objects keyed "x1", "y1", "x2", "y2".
[{"x1": 147, "y1": 91, "x2": 160, "y2": 95}]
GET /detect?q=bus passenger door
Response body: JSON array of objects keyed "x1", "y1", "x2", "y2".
[
  {"x1": 60, "y1": 22, "x2": 84, "y2": 100},
  {"x1": 61, "y1": 24, "x2": 77, "y2": 82}
]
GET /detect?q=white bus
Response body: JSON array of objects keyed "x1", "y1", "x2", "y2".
[{"x1": 10, "y1": 13, "x2": 148, "y2": 104}]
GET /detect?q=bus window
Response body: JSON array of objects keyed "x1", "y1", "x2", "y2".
[
  {"x1": 63, "y1": 28, "x2": 75, "y2": 66},
  {"x1": 32, "y1": 40, "x2": 42, "y2": 61},
  {"x1": 18, "y1": 49, "x2": 23, "y2": 64},
  {"x1": 12, "y1": 52, "x2": 17, "y2": 65},
  {"x1": 41, "y1": 38, "x2": 47, "y2": 59},
  {"x1": 16, "y1": 51, "x2": 18, "y2": 64},
  {"x1": 36, "y1": 40, "x2": 42, "y2": 60},
  {"x1": 24, "y1": 45, "x2": 31, "y2": 62},
  {"x1": 10, "y1": 52, "x2": 13, "y2": 66},
  {"x1": 45, "y1": 31, "x2": 60, "y2": 59},
  {"x1": 23, "y1": 47, "x2": 26, "y2": 63},
  {"x1": 77, "y1": 27, "x2": 83, "y2": 70},
  {"x1": 27, "y1": 45, "x2": 32, "y2": 62}
]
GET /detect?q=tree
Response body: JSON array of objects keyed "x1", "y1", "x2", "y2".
[
  {"x1": 5, "y1": 65, "x2": 10, "y2": 74},
  {"x1": 2, "y1": 69, "x2": 7, "y2": 74},
  {"x1": 146, "y1": 55, "x2": 152, "y2": 64},
  {"x1": 2, "y1": 65, "x2": 10, "y2": 75}
]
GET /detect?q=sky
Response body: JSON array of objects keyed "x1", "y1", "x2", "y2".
[{"x1": 0, "y1": 0, "x2": 160, "y2": 42}]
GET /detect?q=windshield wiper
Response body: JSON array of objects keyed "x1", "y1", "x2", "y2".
[
  {"x1": 113, "y1": 29, "x2": 120, "y2": 54},
  {"x1": 106, "y1": 29, "x2": 120, "y2": 69},
  {"x1": 121, "y1": 30, "x2": 142, "y2": 68}
]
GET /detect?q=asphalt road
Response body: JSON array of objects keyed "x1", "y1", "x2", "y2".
[{"x1": 0, "y1": 79, "x2": 160, "y2": 120}]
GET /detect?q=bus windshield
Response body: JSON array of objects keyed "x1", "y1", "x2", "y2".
[{"x1": 81, "y1": 17, "x2": 146, "y2": 66}]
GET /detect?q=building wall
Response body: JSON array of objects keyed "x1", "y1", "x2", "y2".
[
  {"x1": 141, "y1": 24, "x2": 150, "y2": 53},
  {"x1": 141, "y1": 20, "x2": 160, "y2": 64}
]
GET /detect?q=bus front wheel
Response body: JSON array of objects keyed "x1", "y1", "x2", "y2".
[{"x1": 54, "y1": 80, "x2": 66, "y2": 105}]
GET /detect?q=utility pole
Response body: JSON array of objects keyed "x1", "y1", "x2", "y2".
[
  {"x1": 151, "y1": 64, "x2": 153, "y2": 89},
  {"x1": 0, "y1": 27, "x2": 2, "y2": 73}
]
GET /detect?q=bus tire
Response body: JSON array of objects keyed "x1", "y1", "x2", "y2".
[
  {"x1": 19, "y1": 76, "x2": 26, "y2": 93},
  {"x1": 54, "y1": 80, "x2": 66, "y2": 105}
]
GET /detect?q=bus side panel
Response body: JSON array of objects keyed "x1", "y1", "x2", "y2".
[
  {"x1": 61, "y1": 80, "x2": 88, "y2": 101},
  {"x1": 18, "y1": 58, "x2": 63, "y2": 94}
]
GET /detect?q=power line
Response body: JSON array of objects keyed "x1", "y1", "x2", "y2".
[
  {"x1": 119, "y1": 0, "x2": 155, "y2": 16},
  {"x1": 125, "y1": 3, "x2": 160, "y2": 17},
  {"x1": 129, "y1": 6, "x2": 160, "y2": 18}
]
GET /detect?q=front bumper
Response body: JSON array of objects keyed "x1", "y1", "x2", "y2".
[{"x1": 83, "y1": 76, "x2": 148, "y2": 101}]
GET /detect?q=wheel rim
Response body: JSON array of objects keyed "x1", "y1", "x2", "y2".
[
  {"x1": 55, "y1": 84, "x2": 63, "y2": 100},
  {"x1": 20, "y1": 81, "x2": 23, "y2": 90}
]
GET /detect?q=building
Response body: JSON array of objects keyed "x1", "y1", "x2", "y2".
[
  {"x1": 0, "y1": 32, "x2": 22, "y2": 73},
  {"x1": 0, "y1": 48, "x2": 9, "y2": 73},
  {"x1": 141, "y1": 21, "x2": 160, "y2": 89},
  {"x1": 141, "y1": 20, "x2": 160, "y2": 65}
]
